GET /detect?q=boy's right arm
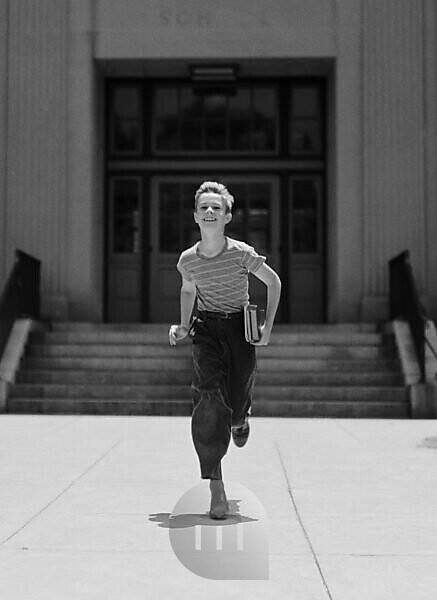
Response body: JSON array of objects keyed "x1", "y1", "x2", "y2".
[{"x1": 169, "y1": 276, "x2": 196, "y2": 346}]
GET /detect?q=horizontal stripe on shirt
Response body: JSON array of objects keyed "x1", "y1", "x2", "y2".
[{"x1": 177, "y1": 236, "x2": 266, "y2": 312}]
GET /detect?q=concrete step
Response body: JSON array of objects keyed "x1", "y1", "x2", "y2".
[
  {"x1": 7, "y1": 395, "x2": 408, "y2": 418},
  {"x1": 17, "y1": 369, "x2": 403, "y2": 386},
  {"x1": 17, "y1": 369, "x2": 193, "y2": 385},
  {"x1": 10, "y1": 384, "x2": 190, "y2": 399},
  {"x1": 256, "y1": 402, "x2": 409, "y2": 418},
  {"x1": 49, "y1": 322, "x2": 378, "y2": 333},
  {"x1": 22, "y1": 356, "x2": 401, "y2": 372},
  {"x1": 26, "y1": 343, "x2": 395, "y2": 360},
  {"x1": 9, "y1": 384, "x2": 406, "y2": 402},
  {"x1": 50, "y1": 323, "x2": 180, "y2": 332},
  {"x1": 30, "y1": 331, "x2": 384, "y2": 346},
  {"x1": 10, "y1": 321, "x2": 407, "y2": 418},
  {"x1": 7, "y1": 397, "x2": 192, "y2": 416}
]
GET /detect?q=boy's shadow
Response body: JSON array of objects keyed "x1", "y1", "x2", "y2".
[{"x1": 149, "y1": 498, "x2": 259, "y2": 529}]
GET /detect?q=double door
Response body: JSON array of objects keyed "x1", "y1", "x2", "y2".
[{"x1": 106, "y1": 173, "x2": 324, "y2": 323}]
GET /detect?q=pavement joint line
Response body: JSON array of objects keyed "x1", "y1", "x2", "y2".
[
  {"x1": 0, "y1": 438, "x2": 123, "y2": 547},
  {"x1": 275, "y1": 441, "x2": 334, "y2": 600}
]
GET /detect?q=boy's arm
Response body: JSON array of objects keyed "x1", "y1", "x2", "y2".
[
  {"x1": 180, "y1": 276, "x2": 196, "y2": 329},
  {"x1": 169, "y1": 276, "x2": 196, "y2": 346},
  {"x1": 251, "y1": 263, "x2": 282, "y2": 345}
]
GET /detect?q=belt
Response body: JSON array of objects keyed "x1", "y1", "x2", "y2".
[{"x1": 197, "y1": 310, "x2": 243, "y2": 320}]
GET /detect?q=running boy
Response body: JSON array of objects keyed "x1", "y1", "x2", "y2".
[{"x1": 169, "y1": 181, "x2": 281, "y2": 519}]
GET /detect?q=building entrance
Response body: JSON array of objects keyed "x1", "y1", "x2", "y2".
[{"x1": 105, "y1": 78, "x2": 326, "y2": 323}]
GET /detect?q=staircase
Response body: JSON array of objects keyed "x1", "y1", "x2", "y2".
[{"x1": 7, "y1": 322, "x2": 409, "y2": 418}]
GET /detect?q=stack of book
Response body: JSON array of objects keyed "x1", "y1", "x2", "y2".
[{"x1": 244, "y1": 304, "x2": 264, "y2": 343}]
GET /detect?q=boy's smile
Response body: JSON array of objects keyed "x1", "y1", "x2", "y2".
[{"x1": 194, "y1": 192, "x2": 232, "y2": 228}]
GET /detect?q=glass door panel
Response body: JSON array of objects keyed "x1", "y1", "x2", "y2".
[
  {"x1": 109, "y1": 86, "x2": 143, "y2": 156},
  {"x1": 288, "y1": 176, "x2": 324, "y2": 322},
  {"x1": 289, "y1": 85, "x2": 323, "y2": 157},
  {"x1": 107, "y1": 176, "x2": 142, "y2": 322}
]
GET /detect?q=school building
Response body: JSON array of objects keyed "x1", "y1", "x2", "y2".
[{"x1": 1, "y1": 0, "x2": 436, "y2": 326}]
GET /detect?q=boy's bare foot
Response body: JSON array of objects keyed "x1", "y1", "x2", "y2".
[{"x1": 209, "y1": 479, "x2": 229, "y2": 520}]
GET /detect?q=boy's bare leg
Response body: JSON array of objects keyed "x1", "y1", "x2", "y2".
[{"x1": 209, "y1": 478, "x2": 229, "y2": 519}]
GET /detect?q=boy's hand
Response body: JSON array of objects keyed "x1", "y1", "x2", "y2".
[
  {"x1": 252, "y1": 324, "x2": 271, "y2": 346},
  {"x1": 169, "y1": 324, "x2": 189, "y2": 346}
]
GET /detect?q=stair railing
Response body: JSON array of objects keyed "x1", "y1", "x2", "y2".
[
  {"x1": 389, "y1": 250, "x2": 437, "y2": 383},
  {"x1": 0, "y1": 250, "x2": 41, "y2": 358}
]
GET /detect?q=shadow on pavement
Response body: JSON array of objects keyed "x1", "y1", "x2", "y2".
[{"x1": 149, "y1": 498, "x2": 259, "y2": 529}]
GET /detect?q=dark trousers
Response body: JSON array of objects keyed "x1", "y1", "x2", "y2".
[{"x1": 191, "y1": 313, "x2": 257, "y2": 480}]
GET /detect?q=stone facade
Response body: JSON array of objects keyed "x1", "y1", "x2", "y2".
[{"x1": 0, "y1": 0, "x2": 435, "y2": 322}]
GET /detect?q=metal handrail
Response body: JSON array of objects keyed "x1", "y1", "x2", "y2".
[
  {"x1": 389, "y1": 250, "x2": 431, "y2": 382},
  {"x1": 0, "y1": 250, "x2": 41, "y2": 358}
]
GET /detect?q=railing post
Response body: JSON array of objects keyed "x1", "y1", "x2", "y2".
[
  {"x1": 389, "y1": 250, "x2": 408, "y2": 320},
  {"x1": 15, "y1": 250, "x2": 41, "y2": 319},
  {"x1": 0, "y1": 250, "x2": 41, "y2": 358},
  {"x1": 389, "y1": 250, "x2": 426, "y2": 383}
]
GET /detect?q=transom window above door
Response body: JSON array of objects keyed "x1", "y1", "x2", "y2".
[
  {"x1": 107, "y1": 80, "x2": 325, "y2": 159},
  {"x1": 153, "y1": 85, "x2": 278, "y2": 154}
]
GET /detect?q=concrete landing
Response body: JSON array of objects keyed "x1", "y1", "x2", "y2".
[{"x1": 0, "y1": 415, "x2": 436, "y2": 599}]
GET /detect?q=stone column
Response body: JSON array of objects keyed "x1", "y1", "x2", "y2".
[
  {"x1": 0, "y1": 0, "x2": 8, "y2": 285},
  {"x1": 361, "y1": 0, "x2": 426, "y2": 321},
  {"x1": 67, "y1": 0, "x2": 102, "y2": 320},
  {"x1": 424, "y1": 0, "x2": 437, "y2": 320},
  {"x1": 329, "y1": 0, "x2": 363, "y2": 322},
  {"x1": 3, "y1": 0, "x2": 69, "y2": 317}
]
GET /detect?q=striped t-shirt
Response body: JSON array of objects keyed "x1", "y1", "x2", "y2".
[{"x1": 177, "y1": 237, "x2": 266, "y2": 312}]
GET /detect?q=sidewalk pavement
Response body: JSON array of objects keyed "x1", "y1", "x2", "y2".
[{"x1": 0, "y1": 415, "x2": 437, "y2": 600}]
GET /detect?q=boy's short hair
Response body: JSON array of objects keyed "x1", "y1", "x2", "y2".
[{"x1": 194, "y1": 181, "x2": 234, "y2": 214}]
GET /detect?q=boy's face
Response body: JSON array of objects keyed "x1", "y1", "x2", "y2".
[{"x1": 193, "y1": 192, "x2": 232, "y2": 230}]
